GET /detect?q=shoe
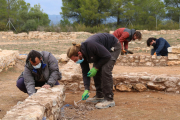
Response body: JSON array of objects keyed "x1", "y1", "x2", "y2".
[
  {"x1": 95, "y1": 100, "x2": 115, "y2": 109},
  {"x1": 86, "y1": 96, "x2": 104, "y2": 103}
]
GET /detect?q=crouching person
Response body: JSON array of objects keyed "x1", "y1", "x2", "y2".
[
  {"x1": 147, "y1": 37, "x2": 170, "y2": 56},
  {"x1": 67, "y1": 33, "x2": 121, "y2": 109},
  {"x1": 16, "y1": 50, "x2": 62, "y2": 96}
]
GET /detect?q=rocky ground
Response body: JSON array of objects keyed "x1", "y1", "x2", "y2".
[
  {"x1": 1, "y1": 62, "x2": 180, "y2": 119},
  {"x1": 1, "y1": 32, "x2": 180, "y2": 119}
]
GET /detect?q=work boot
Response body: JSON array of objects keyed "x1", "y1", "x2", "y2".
[
  {"x1": 95, "y1": 100, "x2": 115, "y2": 109},
  {"x1": 86, "y1": 96, "x2": 104, "y2": 103}
]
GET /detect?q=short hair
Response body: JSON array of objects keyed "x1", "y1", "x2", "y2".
[
  {"x1": 26, "y1": 50, "x2": 41, "y2": 63},
  {"x1": 67, "y1": 43, "x2": 81, "y2": 58},
  {"x1": 147, "y1": 37, "x2": 157, "y2": 47},
  {"x1": 134, "y1": 31, "x2": 142, "y2": 40}
]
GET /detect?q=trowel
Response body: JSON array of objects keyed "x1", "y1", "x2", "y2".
[
  {"x1": 74, "y1": 99, "x2": 82, "y2": 107},
  {"x1": 74, "y1": 93, "x2": 90, "y2": 107}
]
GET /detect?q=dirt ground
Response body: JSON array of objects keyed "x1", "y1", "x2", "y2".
[
  {"x1": 1, "y1": 62, "x2": 180, "y2": 119},
  {"x1": 1, "y1": 33, "x2": 180, "y2": 119}
]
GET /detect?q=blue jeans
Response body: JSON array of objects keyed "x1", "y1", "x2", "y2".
[{"x1": 16, "y1": 77, "x2": 60, "y2": 93}]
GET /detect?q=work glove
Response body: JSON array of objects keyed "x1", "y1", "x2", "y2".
[
  {"x1": 82, "y1": 90, "x2": 89, "y2": 100},
  {"x1": 154, "y1": 52, "x2": 156, "y2": 55},
  {"x1": 87, "y1": 67, "x2": 98, "y2": 77},
  {"x1": 122, "y1": 49, "x2": 126, "y2": 53}
]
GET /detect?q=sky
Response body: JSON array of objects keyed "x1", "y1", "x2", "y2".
[{"x1": 24, "y1": 0, "x2": 63, "y2": 15}]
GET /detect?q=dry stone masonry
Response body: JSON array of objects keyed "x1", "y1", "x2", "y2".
[
  {"x1": 116, "y1": 55, "x2": 168, "y2": 66},
  {"x1": 167, "y1": 45, "x2": 180, "y2": 66},
  {"x1": 0, "y1": 31, "x2": 93, "y2": 40},
  {"x1": 109, "y1": 29, "x2": 180, "y2": 35},
  {"x1": 0, "y1": 50, "x2": 19, "y2": 72},
  {"x1": 1, "y1": 30, "x2": 180, "y2": 40},
  {"x1": 2, "y1": 85, "x2": 66, "y2": 120}
]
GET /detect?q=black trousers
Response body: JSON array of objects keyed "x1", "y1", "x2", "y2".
[{"x1": 93, "y1": 42, "x2": 121, "y2": 101}]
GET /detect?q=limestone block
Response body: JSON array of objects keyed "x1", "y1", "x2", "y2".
[
  {"x1": 2, "y1": 85, "x2": 65, "y2": 120},
  {"x1": 79, "y1": 84, "x2": 85, "y2": 91},
  {"x1": 164, "y1": 79, "x2": 178, "y2": 88},
  {"x1": 133, "y1": 83, "x2": 147, "y2": 92},
  {"x1": 0, "y1": 50, "x2": 19, "y2": 72},
  {"x1": 129, "y1": 63, "x2": 139, "y2": 66},
  {"x1": 134, "y1": 55, "x2": 140, "y2": 59},
  {"x1": 128, "y1": 55, "x2": 135, "y2": 62},
  {"x1": 17, "y1": 55, "x2": 27, "y2": 60},
  {"x1": 153, "y1": 60, "x2": 159, "y2": 63},
  {"x1": 167, "y1": 61, "x2": 180, "y2": 66},
  {"x1": 147, "y1": 82, "x2": 166, "y2": 91},
  {"x1": 109, "y1": 31, "x2": 114, "y2": 34},
  {"x1": 160, "y1": 58, "x2": 167, "y2": 62},
  {"x1": 113, "y1": 75, "x2": 127, "y2": 84},
  {"x1": 152, "y1": 55, "x2": 156, "y2": 59},
  {"x1": 116, "y1": 84, "x2": 132, "y2": 92},
  {"x1": 127, "y1": 76, "x2": 139, "y2": 83},
  {"x1": 134, "y1": 47, "x2": 141, "y2": 51},
  {"x1": 168, "y1": 47, "x2": 180, "y2": 53},
  {"x1": 139, "y1": 76, "x2": 151, "y2": 81},
  {"x1": 140, "y1": 59, "x2": 145, "y2": 63},
  {"x1": 59, "y1": 54, "x2": 69, "y2": 63},
  {"x1": 160, "y1": 30, "x2": 167, "y2": 34},
  {"x1": 145, "y1": 62, "x2": 154, "y2": 66},
  {"x1": 159, "y1": 62, "x2": 167, "y2": 66},
  {"x1": 153, "y1": 76, "x2": 168, "y2": 83},
  {"x1": 168, "y1": 53, "x2": 179, "y2": 60},
  {"x1": 166, "y1": 88, "x2": 177, "y2": 92},
  {"x1": 66, "y1": 83, "x2": 78, "y2": 91},
  {"x1": 134, "y1": 60, "x2": 140, "y2": 63}
]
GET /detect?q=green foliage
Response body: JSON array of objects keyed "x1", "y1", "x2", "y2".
[
  {"x1": 157, "y1": 20, "x2": 179, "y2": 30},
  {"x1": 60, "y1": 19, "x2": 71, "y2": 27},
  {"x1": 165, "y1": 0, "x2": 180, "y2": 22},
  {"x1": 22, "y1": 19, "x2": 37, "y2": 32},
  {"x1": 0, "y1": 22, "x2": 7, "y2": 31},
  {"x1": 61, "y1": 0, "x2": 111, "y2": 26},
  {"x1": 0, "y1": 0, "x2": 50, "y2": 32}
]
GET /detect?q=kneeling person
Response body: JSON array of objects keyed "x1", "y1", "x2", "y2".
[
  {"x1": 16, "y1": 50, "x2": 62, "y2": 96},
  {"x1": 67, "y1": 33, "x2": 121, "y2": 109},
  {"x1": 147, "y1": 37, "x2": 170, "y2": 56}
]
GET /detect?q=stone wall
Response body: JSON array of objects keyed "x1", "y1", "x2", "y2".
[
  {"x1": 1, "y1": 30, "x2": 180, "y2": 40},
  {"x1": 167, "y1": 45, "x2": 180, "y2": 66},
  {"x1": 116, "y1": 55, "x2": 168, "y2": 66},
  {"x1": 0, "y1": 50, "x2": 19, "y2": 72},
  {"x1": 14, "y1": 53, "x2": 180, "y2": 93},
  {"x1": 109, "y1": 30, "x2": 180, "y2": 35},
  {"x1": 58, "y1": 60, "x2": 180, "y2": 93},
  {"x1": 2, "y1": 85, "x2": 66, "y2": 120},
  {"x1": 0, "y1": 31, "x2": 93, "y2": 40}
]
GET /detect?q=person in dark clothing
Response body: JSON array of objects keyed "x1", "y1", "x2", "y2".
[
  {"x1": 67, "y1": 33, "x2": 121, "y2": 109},
  {"x1": 16, "y1": 50, "x2": 62, "y2": 96},
  {"x1": 147, "y1": 37, "x2": 171, "y2": 56},
  {"x1": 113, "y1": 28, "x2": 142, "y2": 54}
]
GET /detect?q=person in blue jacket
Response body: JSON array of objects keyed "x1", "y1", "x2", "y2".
[{"x1": 147, "y1": 37, "x2": 170, "y2": 56}]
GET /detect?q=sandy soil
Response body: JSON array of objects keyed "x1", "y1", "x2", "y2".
[{"x1": 1, "y1": 63, "x2": 180, "y2": 119}]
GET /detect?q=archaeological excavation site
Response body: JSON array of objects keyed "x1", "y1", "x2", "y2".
[{"x1": 1, "y1": 30, "x2": 180, "y2": 120}]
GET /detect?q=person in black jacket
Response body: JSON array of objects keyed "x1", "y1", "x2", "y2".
[
  {"x1": 67, "y1": 33, "x2": 121, "y2": 109},
  {"x1": 147, "y1": 37, "x2": 170, "y2": 56}
]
